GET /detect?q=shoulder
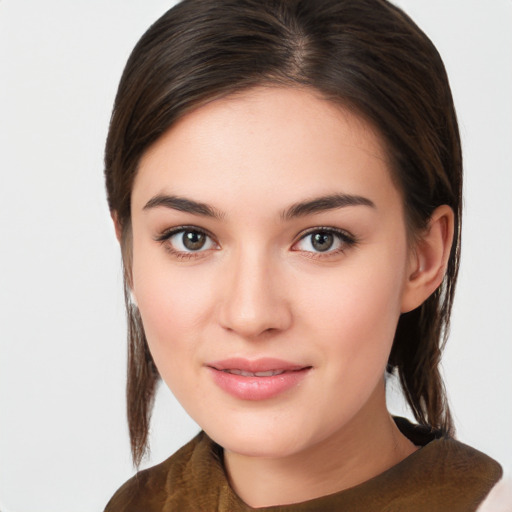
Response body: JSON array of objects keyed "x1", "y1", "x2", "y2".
[
  {"x1": 389, "y1": 417, "x2": 503, "y2": 510},
  {"x1": 395, "y1": 416, "x2": 502, "y2": 487},
  {"x1": 421, "y1": 436, "x2": 503, "y2": 491},
  {"x1": 408, "y1": 438, "x2": 503, "y2": 509},
  {"x1": 341, "y1": 436, "x2": 504, "y2": 511},
  {"x1": 103, "y1": 432, "x2": 206, "y2": 512}
]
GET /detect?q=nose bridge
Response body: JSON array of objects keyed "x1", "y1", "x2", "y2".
[{"x1": 219, "y1": 243, "x2": 291, "y2": 338}]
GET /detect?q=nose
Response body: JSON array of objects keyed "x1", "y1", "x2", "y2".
[{"x1": 217, "y1": 248, "x2": 292, "y2": 339}]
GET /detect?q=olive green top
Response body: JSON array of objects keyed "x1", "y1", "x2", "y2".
[{"x1": 105, "y1": 418, "x2": 502, "y2": 511}]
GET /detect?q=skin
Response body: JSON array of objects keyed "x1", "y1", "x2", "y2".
[{"x1": 123, "y1": 86, "x2": 453, "y2": 507}]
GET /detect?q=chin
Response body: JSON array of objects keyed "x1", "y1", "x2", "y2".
[{"x1": 202, "y1": 417, "x2": 317, "y2": 459}]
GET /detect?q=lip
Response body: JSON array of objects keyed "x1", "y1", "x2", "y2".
[{"x1": 206, "y1": 358, "x2": 312, "y2": 401}]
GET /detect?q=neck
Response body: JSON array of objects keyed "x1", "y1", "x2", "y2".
[{"x1": 223, "y1": 382, "x2": 417, "y2": 508}]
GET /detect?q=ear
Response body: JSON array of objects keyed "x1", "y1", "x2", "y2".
[
  {"x1": 401, "y1": 205, "x2": 455, "y2": 313},
  {"x1": 111, "y1": 210, "x2": 123, "y2": 243}
]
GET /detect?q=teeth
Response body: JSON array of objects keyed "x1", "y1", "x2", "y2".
[
  {"x1": 223, "y1": 369, "x2": 286, "y2": 377},
  {"x1": 255, "y1": 370, "x2": 285, "y2": 377}
]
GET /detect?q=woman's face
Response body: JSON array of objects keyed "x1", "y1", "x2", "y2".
[{"x1": 130, "y1": 87, "x2": 415, "y2": 459}]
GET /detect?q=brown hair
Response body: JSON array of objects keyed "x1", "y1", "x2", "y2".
[{"x1": 105, "y1": 0, "x2": 461, "y2": 466}]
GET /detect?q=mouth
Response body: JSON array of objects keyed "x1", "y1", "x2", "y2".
[
  {"x1": 219, "y1": 369, "x2": 290, "y2": 377},
  {"x1": 206, "y1": 358, "x2": 312, "y2": 400}
]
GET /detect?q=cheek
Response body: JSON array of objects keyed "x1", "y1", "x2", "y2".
[
  {"x1": 289, "y1": 249, "x2": 408, "y2": 432},
  {"x1": 298, "y1": 246, "x2": 407, "y2": 365},
  {"x1": 131, "y1": 247, "x2": 216, "y2": 371}
]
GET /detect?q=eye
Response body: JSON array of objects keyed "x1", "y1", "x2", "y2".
[
  {"x1": 156, "y1": 227, "x2": 217, "y2": 255},
  {"x1": 293, "y1": 228, "x2": 356, "y2": 255}
]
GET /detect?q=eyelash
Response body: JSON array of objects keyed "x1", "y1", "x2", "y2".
[
  {"x1": 155, "y1": 226, "x2": 358, "y2": 260},
  {"x1": 155, "y1": 226, "x2": 219, "y2": 260},
  {"x1": 292, "y1": 227, "x2": 358, "y2": 258}
]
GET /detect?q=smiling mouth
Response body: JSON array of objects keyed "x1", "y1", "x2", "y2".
[
  {"x1": 207, "y1": 358, "x2": 311, "y2": 376},
  {"x1": 220, "y1": 369, "x2": 290, "y2": 377},
  {"x1": 206, "y1": 359, "x2": 312, "y2": 400}
]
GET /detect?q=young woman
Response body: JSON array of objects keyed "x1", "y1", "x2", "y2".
[{"x1": 103, "y1": 0, "x2": 503, "y2": 509}]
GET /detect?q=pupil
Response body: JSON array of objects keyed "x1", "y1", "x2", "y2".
[
  {"x1": 312, "y1": 232, "x2": 333, "y2": 252},
  {"x1": 183, "y1": 231, "x2": 205, "y2": 250}
]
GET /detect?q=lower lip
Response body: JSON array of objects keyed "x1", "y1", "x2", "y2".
[{"x1": 208, "y1": 367, "x2": 310, "y2": 401}]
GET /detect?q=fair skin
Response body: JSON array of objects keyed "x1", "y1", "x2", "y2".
[{"x1": 118, "y1": 86, "x2": 453, "y2": 507}]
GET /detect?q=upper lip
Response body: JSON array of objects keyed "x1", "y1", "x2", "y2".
[{"x1": 206, "y1": 357, "x2": 310, "y2": 373}]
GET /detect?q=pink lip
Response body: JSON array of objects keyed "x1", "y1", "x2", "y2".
[{"x1": 206, "y1": 358, "x2": 311, "y2": 401}]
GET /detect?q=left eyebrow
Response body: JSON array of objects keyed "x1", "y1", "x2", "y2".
[{"x1": 281, "y1": 193, "x2": 375, "y2": 220}]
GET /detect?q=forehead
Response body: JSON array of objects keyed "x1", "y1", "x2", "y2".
[{"x1": 133, "y1": 86, "x2": 397, "y2": 212}]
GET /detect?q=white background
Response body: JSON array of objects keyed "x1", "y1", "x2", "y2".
[{"x1": 1, "y1": 1, "x2": 511, "y2": 510}]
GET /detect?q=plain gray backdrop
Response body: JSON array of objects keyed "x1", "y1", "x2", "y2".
[{"x1": 1, "y1": 1, "x2": 511, "y2": 510}]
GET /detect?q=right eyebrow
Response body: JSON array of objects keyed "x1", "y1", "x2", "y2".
[{"x1": 143, "y1": 194, "x2": 225, "y2": 220}]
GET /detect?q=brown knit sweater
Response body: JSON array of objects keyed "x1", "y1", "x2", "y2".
[{"x1": 105, "y1": 418, "x2": 502, "y2": 511}]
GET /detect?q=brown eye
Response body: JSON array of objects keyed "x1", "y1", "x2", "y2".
[
  {"x1": 159, "y1": 227, "x2": 217, "y2": 254},
  {"x1": 182, "y1": 230, "x2": 207, "y2": 250}
]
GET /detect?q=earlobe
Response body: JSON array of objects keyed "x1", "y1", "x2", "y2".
[{"x1": 401, "y1": 205, "x2": 454, "y2": 313}]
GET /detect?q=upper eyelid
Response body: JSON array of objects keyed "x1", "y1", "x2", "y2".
[
  {"x1": 156, "y1": 226, "x2": 218, "y2": 258},
  {"x1": 292, "y1": 227, "x2": 358, "y2": 252},
  {"x1": 154, "y1": 225, "x2": 356, "y2": 248},
  {"x1": 295, "y1": 226, "x2": 356, "y2": 241},
  {"x1": 155, "y1": 225, "x2": 217, "y2": 242}
]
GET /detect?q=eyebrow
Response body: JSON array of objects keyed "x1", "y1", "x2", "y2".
[
  {"x1": 143, "y1": 192, "x2": 375, "y2": 220},
  {"x1": 143, "y1": 194, "x2": 225, "y2": 220},
  {"x1": 281, "y1": 193, "x2": 375, "y2": 220}
]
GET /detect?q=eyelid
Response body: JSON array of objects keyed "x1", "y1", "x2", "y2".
[
  {"x1": 154, "y1": 225, "x2": 357, "y2": 259},
  {"x1": 155, "y1": 224, "x2": 217, "y2": 241},
  {"x1": 294, "y1": 226, "x2": 357, "y2": 243},
  {"x1": 154, "y1": 225, "x2": 219, "y2": 258},
  {"x1": 291, "y1": 226, "x2": 358, "y2": 255}
]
